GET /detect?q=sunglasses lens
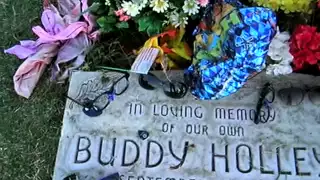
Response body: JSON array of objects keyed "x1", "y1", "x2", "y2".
[
  {"x1": 114, "y1": 77, "x2": 128, "y2": 95},
  {"x1": 94, "y1": 94, "x2": 110, "y2": 109},
  {"x1": 309, "y1": 87, "x2": 320, "y2": 105},
  {"x1": 278, "y1": 88, "x2": 304, "y2": 106}
]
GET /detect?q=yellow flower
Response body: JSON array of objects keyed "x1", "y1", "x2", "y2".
[{"x1": 252, "y1": 0, "x2": 311, "y2": 13}]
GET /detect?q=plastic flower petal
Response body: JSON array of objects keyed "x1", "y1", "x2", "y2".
[
  {"x1": 266, "y1": 64, "x2": 293, "y2": 76},
  {"x1": 268, "y1": 29, "x2": 293, "y2": 62},
  {"x1": 105, "y1": 0, "x2": 111, "y2": 6},
  {"x1": 150, "y1": 0, "x2": 169, "y2": 13},
  {"x1": 253, "y1": 0, "x2": 311, "y2": 13},
  {"x1": 183, "y1": 0, "x2": 200, "y2": 16},
  {"x1": 122, "y1": 1, "x2": 140, "y2": 17},
  {"x1": 119, "y1": 15, "x2": 131, "y2": 22},
  {"x1": 197, "y1": 0, "x2": 209, "y2": 7},
  {"x1": 114, "y1": 9, "x2": 125, "y2": 16},
  {"x1": 167, "y1": 12, "x2": 188, "y2": 28},
  {"x1": 290, "y1": 25, "x2": 320, "y2": 71},
  {"x1": 132, "y1": 0, "x2": 148, "y2": 10}
]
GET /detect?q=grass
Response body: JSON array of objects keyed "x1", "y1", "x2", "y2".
[
  {"x1": 0, "y1": 0, "x2": 67, "y2": 179},
  {"x1": 0, "y1": 0, "x2": 140, "y2": 179}
]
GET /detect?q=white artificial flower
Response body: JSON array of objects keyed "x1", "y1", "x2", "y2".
[
  {"x1": 132, "y1": 0, "x2": 148, "y2": 10},
  {"x1": 183, "y1": 0, "x2": 200, "y2": 16},
  {"x1": 266, "y1": 27, "x2": 294, "y2": 76},
  {"x1": 105, "y1": 0, "x2": 111, "y2": 6},
  {"x1": 141, "y1": 0, "x2": 149, "y2": 9},
  {"x1": 150, "y1": 0, "x2": 169, "y2": 13},
  {"x1": 281, "y1": 50, "x2": 294, "y2": 63},
  {"x1": 266, "y1": 64, "x2": 293, "y2": 76},
  {"x1": 122, "y1": 1, "x2": 140, "y2": 17},
  {"x1": 268, "y1": 28, "x2": 293, "y2": 63},
  {"x1": 275, "y1": 31, "x2": 290, "y2": 42},
  {"x1": 167, "y1": 12, "x2": 188, "y2": 28}
]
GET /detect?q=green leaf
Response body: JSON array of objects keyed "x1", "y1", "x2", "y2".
[
  {"x1": 116, "y1": 22, "x2": 129, "y2": 29},
  {"x1": 100, "y1": 25, "x2": 114, "y2": 33},
  {"x1": 154, "y1": 20, "x2": 162, "y2": 29},
  {"x1": 105, "y1": 16, "x2": 117, "y2": 24},
  {"x1": 81, "y1": 2, "x2": 100, "y2": 15},
  {"x1": 96, "y1": 8, "x2": 107, "y2": 15},
  {"x1": 97, "y1": 17, "x2": 107, "y2": 28},
  {"x1": 89, "y1": 2, "x2": 101, "y2": 12},
  {"x1": 108, "y1": 7, "x2": 115, "y2": 16},
  {"x1": 146, "y1": 20, "x2": 163, "y2": 36},
  {"x1": 97, "y1": 16, "x2": 117, "y2": 28},
  {"x1": 138, "y1": 16, "x2": 152, "y2": 32},
  {"x1": 146, "y1": 25, "x2": 159, "y2": 36}
]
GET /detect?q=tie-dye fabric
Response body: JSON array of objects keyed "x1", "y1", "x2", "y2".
[{"x1": 185, "y1": 3, "x2": 277, "y2": 100}]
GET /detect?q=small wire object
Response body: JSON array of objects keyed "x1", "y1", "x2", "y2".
[
  {"x1": 138, "y1": 72, "x2": 188, "y2": 99},
  {"x1": 254, "y1": 82, "x2": 275, "y2": 124},
  {"x1": 66, "y1": 72, "x2": 130, "y2": 117}
]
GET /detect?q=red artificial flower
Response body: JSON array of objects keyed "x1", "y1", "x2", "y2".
[
  {"x1": 318, "y1": 0, "x2": 320, "y2": 8},
  {"x1": 290, "y1": 25, "x2": 320, "y2": 71}
]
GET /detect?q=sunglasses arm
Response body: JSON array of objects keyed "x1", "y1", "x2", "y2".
[{"x1": 66, "y1": 95, "x2": 85, "y2": 106}]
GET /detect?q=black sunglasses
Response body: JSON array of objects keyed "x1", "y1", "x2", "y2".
[
  {"x1": 278, "y1": 86, "x2": 320, "y2": 106},
  {"x1": 254, "y1": 82, "x2": 275, "y2": 124},
  {"x1": 67, "y1": 72, "x2": 130, "y2": 117},
  {"x1": 138, "y1": 72, "x2": 188, "y2": 99}
]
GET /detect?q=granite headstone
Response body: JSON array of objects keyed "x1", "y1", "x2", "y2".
[{"x1": 53, "y1": 71, "x2": 320, "y2": 180}]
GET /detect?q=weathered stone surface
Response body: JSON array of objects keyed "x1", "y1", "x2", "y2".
[{"x1": 53, "y1": 71, "x2": 320, "y2": 180}]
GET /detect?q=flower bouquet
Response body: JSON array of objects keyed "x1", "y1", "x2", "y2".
[
  {"x1": 4, "y1": 0, "x2": 320, "y2": 99},
  {"x1": 89, "y1": 0, "x2": 208, "y2": 35}
]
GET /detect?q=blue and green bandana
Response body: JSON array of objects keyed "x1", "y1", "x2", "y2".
[{"x1": 185, "y1": 2, "x2": 277, "y2": 100}]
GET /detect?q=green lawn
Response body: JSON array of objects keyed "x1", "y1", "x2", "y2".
[
  {"x1": 0, "y1": 0, "x2": 66, "y2": 179},
  {"x1": 0, "y1": 0, "x2": 143, "y2": 178}
]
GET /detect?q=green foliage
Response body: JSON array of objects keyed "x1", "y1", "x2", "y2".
[
  {"x1": 98, "y1": 16, "x2": 116, "y2": 24},
  {"x1": 137, "y1": 15, "x2": 163, "y2": 36},
  {"x1": 116, "y1": 22, "x2": 129, "y2": 29},
  {"x1": 97, "y1": 16, "x2": 114, "y2": 33},
  {"x1": 97, "y1": 16, "x2": 129, "y2": 33},
  {"x1": 89, "y1": 1, "x2": 130, "y2": 33},
  {"x1": 88, "y1": 1, "x2": 109, "y2": 16},
  {"x1": 89, "y1": 1, "x2": 165, "y2": 36},
  {"x1": 137, "y1": 16, "x2": 150, "y2": 32},
  {"x1": 1, "y1": 1, "x2": 65, "y2": 179}
]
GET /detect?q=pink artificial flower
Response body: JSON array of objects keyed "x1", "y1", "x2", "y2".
[
  {"x1": 115, "y1": 8, "x2": 131, "y2": 22},
  {"x1": 197, "y1": 0, "x2": 209, "y2": 7},
  {"x1": 119, "y1": 15, "x2": 131, "y2": 22},
  {"x1": 4, "y1": 0, "x2": 99, "y2": 98},
  {"x1": 115, "y1": 9, "x2": 125, "y2": 16}
]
